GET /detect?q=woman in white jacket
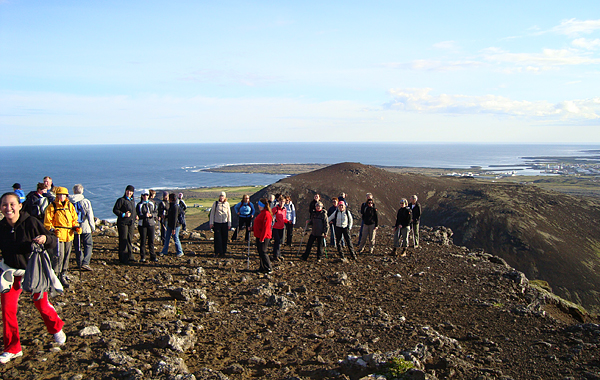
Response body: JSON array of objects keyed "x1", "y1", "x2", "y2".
[{"x1": 209, "y1": 192, "x2": 232, "y2": 256}]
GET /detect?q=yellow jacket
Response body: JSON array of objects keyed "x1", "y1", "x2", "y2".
[{"x1": 44, "y1": 200, "x2": 79, "y2": 242}]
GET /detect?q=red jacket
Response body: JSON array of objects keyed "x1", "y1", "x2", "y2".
[
  {"x1": 272, "y1": 205, "x2": 288, "y2": 230},
  {"x1": 253, "y1": 209, "x2": 272, "y2": 242}
]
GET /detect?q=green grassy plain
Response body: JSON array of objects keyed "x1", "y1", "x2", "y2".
[{"x1": 178, "y1": 186, "x2": 265, "y2": 229}]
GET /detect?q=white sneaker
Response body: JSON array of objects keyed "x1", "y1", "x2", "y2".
[
  {"x1": 0, "y1": 351, "x2": 23, "y2": 364},
  {"x1": 53, "y1": 329, "x2": 66, "y2": 345}
]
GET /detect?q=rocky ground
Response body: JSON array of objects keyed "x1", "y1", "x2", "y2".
[{"x1": 3, "y1": 226, "x2": 599, "y2": 380}]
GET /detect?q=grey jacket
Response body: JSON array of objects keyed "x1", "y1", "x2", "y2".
[{"x1": 69, "y1": 194, "x2": 96, "y2": 234}]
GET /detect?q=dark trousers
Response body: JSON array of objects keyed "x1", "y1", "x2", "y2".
[
  {"x1": 74, "y1": 232, "x2": 93, "y2": 267},
  {"x1": 232, "y1": 217, "x2": 252, "y2": 241},
  {"x1": 256, "y1": 238, "x2": 272, "y2": 272},
  {"x1": 284, "y1": 222, "x2": 294, "y2": 246},
  {"x1": 213, "y1": 222, "x2": 229, "y2": 255},
  {"x1": 272, "y1": 228, "x2": 284, "y2": 258},
  {"x1": 330, "y1": 223, "x2": 345, "y2": 247},
  {"x1": 138, "y1": 225, "x2": 156, "y2": 260},
  {"x1": 117, "y1": 222, "x2": 135, "y2": 263},
  {"x1": 303, "y1": 234, "x2": 325, "y2": 260},
  {"x1": 334, "y1": 226, "x2": 355, "y2": 258},
  {"x1": 160, "y1": 219, "x2": 167, "y2": 244}
]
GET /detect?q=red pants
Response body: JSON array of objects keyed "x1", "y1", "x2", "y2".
[{"x1": 1, "y1": 277, "x2": 64, "y2": 354}]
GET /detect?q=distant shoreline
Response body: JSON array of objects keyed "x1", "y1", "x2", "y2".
[{"x1": 201, "y1": 163, "x2": 487, "y2": 176}]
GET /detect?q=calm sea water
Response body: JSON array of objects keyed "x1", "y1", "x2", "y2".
[{"x1": 1, "y1": 143, "x2": 598, "y2": 220}]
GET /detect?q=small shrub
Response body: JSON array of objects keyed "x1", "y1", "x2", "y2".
[{"x1": 376, "y1": 357, "x2": 414, "y2": 379}]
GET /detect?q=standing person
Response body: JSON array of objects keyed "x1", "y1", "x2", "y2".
[
  {"x1": 283, "y1": 195, "x2": 296, "y2": 247},
  {"x1": 44, "y1": 187, "x2": 79, "y2": 287},
  {"x1": 157, "y1": 192, "x2": 169, "y2": 245},
  {"x1": 358, "y1": 193, "x2": 374, "y2": 245},
  {"x1": 177, "y1": 193, "x2": 187, "y2": 231},
  {"x1": 409, "y1": 195, "x2": 421, "y2": 248},
  {"x1": 42, "y1": 176, "x2": 56, "y2": 202},
  {"x1": 327, "y1": 198, "x2": 339, "y2": 247},
  {"x1": 271, "y1": 196, "x2": 288, "y2": 262},
  {"x1": 309, "y1": 194, "x2": 321, "y2": 218},
  {"x1": 301, "y1": 201, "x2": 328, "y2": 262},
  {"x1": 137, "y1": 190, "x2": 157, "y2": 262},
  {"x1": 393, "y1": 198, "x2": 412, "y2": 257},
  {"x1": 232, "y1": 194, "x2": 254, "y2": 242},
  {"x1": 0, "y1": 192, "x2": 66, "y2": 364},
  {"x1": 209, "y1": 192, "x2": 231, "y2": 257},
  {"x1": 252, "y1": 198, "x2": 272, "y2": 273},
  {"x1": 160, "y1": 193, "x2": 183, "y2": 257},
  {"x1": 69, "y1": 184, "x2": 95, "y2": 271},
  {"x1": 23, "y1": 183, "x2": 49, "y2": 221},
  {"x1": 328, "y1": 201, "x2": 356, "y2": 260},
  {"x1": 113, "y1": 185, "x2": 137, "y2": 265},
  {"x1": 357, "y1": 198, "x2": 378, "y2": 254},
  {"x1": 11, "y1": 184, "x2": 25, "y2": 203}
]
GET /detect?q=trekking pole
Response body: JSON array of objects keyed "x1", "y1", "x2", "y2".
[
  {"x1": 296, "y1": 221, "x2": 309, "y2": 256},
  {"x1": 247, "y1": 237, "x2": 251, "y2": 270},
  {"x1": 323, "y1": 236, "x2": 328, "y2": 258}
]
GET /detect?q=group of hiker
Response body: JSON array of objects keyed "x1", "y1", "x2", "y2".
[
  {"x1": 113, "y1": 187, "x2": 188, "y2": 265},
  {"x1": 0, "y1": 180, "x2": 421, "y2": 363},
  {"x1": 301, "y1": 192, "x2": 421, "y2": 262}
]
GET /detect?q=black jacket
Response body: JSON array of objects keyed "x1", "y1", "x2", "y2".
[
  {"x1": 309, "y1": 210, "x2": 329, "y2": 237},
  {"x1": 137, "y1": 201, "x2": 157, "y2": 227},
  {"x1": 362, "y1": 206, "x2": 378, "y2": 227},
  {"x1": 0, "y1": 211, "x2": 57, "y2": 269},
  {"x1": 113, "y1": 195, "x2": 136, "y2": 225},
  {"x1": 167, "y1": 201, "x2": 180, "y2": 229},
  {"x1": 410, "y1": 202, "x2": 421, "y2": 222},
  {"x1": 395, "y1": 207, "x2": 412, "y2": 228}
]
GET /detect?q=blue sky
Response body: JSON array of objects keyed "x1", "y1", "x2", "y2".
[{"x1": 2, "y1": 0, "x2": 600, "y2": 145}]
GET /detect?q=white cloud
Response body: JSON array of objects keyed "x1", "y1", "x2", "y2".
[
  {"x1": 382, "y1": 59, "x2": 484, "y2": 72},
  {"x1": 572, "y1": 38, "x2": 600, "y2": 50},
  {"x1": 385, "y1": 88, "x2": 600, "y2": 121},
  {"x1": 481, "y1": 47, "x2": 600, "y2": 68},
  {"x1": 550, "y1": 18, "x2": 600, "y2": 37}
]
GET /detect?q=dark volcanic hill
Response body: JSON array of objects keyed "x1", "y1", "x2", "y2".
[{"x1": 251, "y1": 162, "x2": 600, "y2": 313}]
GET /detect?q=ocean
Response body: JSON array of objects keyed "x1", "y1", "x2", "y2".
[{"x1": 1, "y1": 142, "x2": 598, "y2": 221}]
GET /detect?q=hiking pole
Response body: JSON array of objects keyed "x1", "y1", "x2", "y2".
[
  {"x1": 247, "y1": 236, "x2": 251, "y2": 270},
  {"x1": 296, "y1": 221, "x2": 309, "y2": 256},
  {"x1": 323, "y1": 236, "x2": 328, "y2": 259}
]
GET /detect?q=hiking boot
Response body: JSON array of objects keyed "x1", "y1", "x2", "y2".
[
  {"x1": 400, "y1": 248, "x2": 407, "y2": 257},
  {"x1": 0, "y1": 351, "x2": 23, "y2": 364},
  {"x1": 81, "y1": 265, "x2": 93, "y2": 271},
  {"x1": 53, "y1": 329, "x2": 67, "y2": 345},
  {"x1": 392, "y1": 247, "x2": 397, "y2": 255}
]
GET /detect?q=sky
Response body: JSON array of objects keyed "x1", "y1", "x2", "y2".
[{"x1": 1, "y1": 0, "x2": 600, "y2": 145}]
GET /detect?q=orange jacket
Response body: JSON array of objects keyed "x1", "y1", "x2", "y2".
[{"x1": 44, "y1": 200, "x2": 79, "y2": 242}]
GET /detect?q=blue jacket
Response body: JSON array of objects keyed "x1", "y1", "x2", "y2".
[
  {"x1": 14, "y1": 189, "x2": 25, "y2": 203},
  {"x1": 234, "y1": 201, "x2": 255, "y2": 218}
]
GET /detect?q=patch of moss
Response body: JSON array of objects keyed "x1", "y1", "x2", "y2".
[{"x1": 375, "y1": 357, "x2": 415, "y2": 379}]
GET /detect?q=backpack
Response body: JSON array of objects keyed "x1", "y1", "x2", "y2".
[
  {"x1": 23, "y1": 192, "x2": 44, "y2": 220},
  {"x1": 73, "y1": 201, "x2": 85, "y2": 225},
  {"x1": 177, "y1": 204, "x2": 185, "y2": 226}
]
